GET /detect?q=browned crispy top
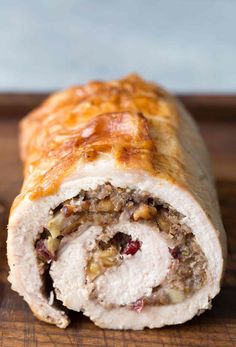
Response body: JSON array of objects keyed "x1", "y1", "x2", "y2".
[{"x1": 17, "y1": 74, "x2": 183, "y2": 203}]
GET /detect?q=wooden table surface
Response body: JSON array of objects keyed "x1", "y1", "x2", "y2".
[{"x1": 0, "y1": 94, "x2": 235, "y2": 347}]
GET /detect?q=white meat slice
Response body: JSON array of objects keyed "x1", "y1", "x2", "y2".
[{"x1": 7, "y1": 157, "x2": 226, "y2": 328}]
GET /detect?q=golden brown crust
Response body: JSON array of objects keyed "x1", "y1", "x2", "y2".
[{"x1": 14, "y1": 74, "x2": 185, "y2": 208}]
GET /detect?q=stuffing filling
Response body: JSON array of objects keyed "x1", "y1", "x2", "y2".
[{"x1": 35, "y1": 183, "x2": 208, "y2": 311}]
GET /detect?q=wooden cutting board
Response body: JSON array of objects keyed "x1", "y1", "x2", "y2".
[{"x1": 0, "y1": 94, "x2": 235, "y2": 347}]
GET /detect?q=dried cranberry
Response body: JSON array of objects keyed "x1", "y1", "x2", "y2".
[
  {"x1": 168, "y1": 246, "x2": 181, "y2": 259},
  {"x1": 35, "y1": 239, "x2": 55, "y2": 262},
  {"x1": 131, "y1": 298, "x2": 144, "y2": 313},
  {"x1": 122, "y1": 239, "x2": 141, "y2": 256}
]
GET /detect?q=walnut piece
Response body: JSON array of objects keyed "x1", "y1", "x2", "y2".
[
  {"x1": 133, "y1": 204, "x2": 157, "y2": 221},
  {"x1": 97, "y1": 198, "x2": 114, "y2": 212},
  {"x1": 87, "y1": 245, "x2": 119, "y2": 280}
]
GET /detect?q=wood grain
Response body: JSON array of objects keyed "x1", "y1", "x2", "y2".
[{"x1": 0, "y1": 94, "x2": 236, "y2": 347}]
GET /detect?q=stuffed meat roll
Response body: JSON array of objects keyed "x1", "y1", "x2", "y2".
[{"x1": 7, "y1": 74, "x2": 226, "y2": 329}]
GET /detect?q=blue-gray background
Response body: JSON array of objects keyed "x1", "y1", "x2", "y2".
[{"x1": 0, "y1": 0, "x2": 235, "y2": 92}]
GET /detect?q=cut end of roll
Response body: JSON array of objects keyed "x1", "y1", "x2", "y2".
[{"x1": 8, "y1": 181, "x2": 220, "y2": 329}]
